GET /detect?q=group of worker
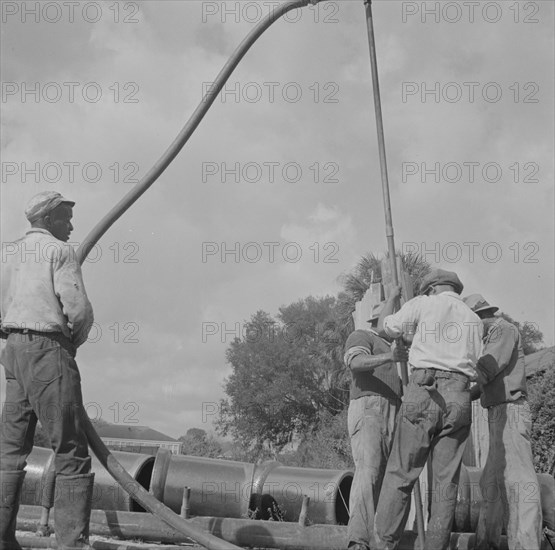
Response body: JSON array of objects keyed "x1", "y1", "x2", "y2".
[
  {"x1": 344, "y1": 268, "x2": 543, "y2": 549},
  {"x1": 0, "y1": 191, "x2": 545, "y2": 550}
]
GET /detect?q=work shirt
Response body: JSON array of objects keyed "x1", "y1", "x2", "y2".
[
  {"x1": 1, "y1": 228, "x2": 93, "y2": 347},
  {"x1": 344, "y1": 329, "x2": 402, "y2": 402},
  {"x1": 383, "y1": 291, "x2": 482, "y2": 378},
  {"x1": 477, "y1": 317, "x2": 527, "y2": 408}
]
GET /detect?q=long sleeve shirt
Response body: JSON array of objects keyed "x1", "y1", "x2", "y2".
[
  {"x1": 477, "y1": 317, "x2": 527, "y2": 408},
  {"x1": 383, "y1": 291, "x2": 482, "y2": 379},
  {"x1": 1, "y1": 228, "x2": 94, "y2": 347}
]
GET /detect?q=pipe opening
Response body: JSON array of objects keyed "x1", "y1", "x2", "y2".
[
  {"x1": 248, "y1": 494, "x2": 284, "y2": 521},
  {"x1": 130, "y1": 457, "x2": 155, "y2": 512},
  {"x1": 335, "y1": 475, "x2": 352, "y2": 525}
]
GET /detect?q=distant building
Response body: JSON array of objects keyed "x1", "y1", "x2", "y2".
[{"x1": 95, "y1": 424, "x2": 182, "y2": 455}]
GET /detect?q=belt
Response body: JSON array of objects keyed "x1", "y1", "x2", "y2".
[
  {"x1": 5, "y1": 328, "x2": 76, "y2": 357},
  {"x1": 417, "y1": 368, "x2": 470, "y2": 383}
]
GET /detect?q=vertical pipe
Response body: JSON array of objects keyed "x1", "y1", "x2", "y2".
[{"x1": 363, "y1": 1, "x2": 426, "y2": 548}]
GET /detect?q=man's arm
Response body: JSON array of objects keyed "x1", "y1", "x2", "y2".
[
  {"x1": 349, "y1": 341, "x2": 408, "y2": 373},
  {"x1": 53, "y1": 245, "x2": 94, "y2": 348},
  {"x1": 475, "y1": 322, "x2": 518, "y2": 384}
]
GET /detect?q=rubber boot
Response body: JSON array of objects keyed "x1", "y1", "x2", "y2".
[
  {"x1": 0, "y1": 470, "x2": 26, "y2": 550},
  {"x1": 54, "y1": 473, "x2": 94, "y2": 550}
]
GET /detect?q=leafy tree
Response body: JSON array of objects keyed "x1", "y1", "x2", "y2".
[
  {"x1": 217, "y1": 301, "x2": 347, "y2": 456},
  {"x1": 178, "y1": 428, "x2": 222, "y2": 458},
  {"x1": 279, "y1": 409, "x2": 353, "y2": 470},
  {"x1": 499, "y1": 313, "x2": 544, "y2": 355}
]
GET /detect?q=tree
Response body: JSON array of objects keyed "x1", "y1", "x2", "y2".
[
  {"x1": 178, "y1": 428, "x2": 222, "y2": 458},
  {"x1": 278, "y1": 409, "x2": 353, "y2": 470},
  {"x1": 527, "y1": 360, "x2": 555, "y2": 474},
  {"x1": 499, "y1": 313, "x2": 544, "y2": 355},
  {"x1": 217, "y1": 301, "x2": 347, "y2": 456}
]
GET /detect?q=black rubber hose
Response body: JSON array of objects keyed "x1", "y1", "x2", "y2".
[
  {"x1": 74, "y1": 2, "x2": 328, "y2": 548},
  {"x1": 77, "y1": 0, "x2": 325, "y2": 264}
]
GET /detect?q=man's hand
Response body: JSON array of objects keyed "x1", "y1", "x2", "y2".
[{"x1": 391, "y1": 340, "x2": 409, "y2": 363}]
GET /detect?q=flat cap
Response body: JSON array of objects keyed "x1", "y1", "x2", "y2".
[
  {"x1": 419, "y1": 268, "x2": 464, "y2": 295},
  {"x1": 25, "y1": 191, "x2": 75, "y2": 223},
  {"x1": 463, "y1": 294, "x2": 499, "y2": 314}
]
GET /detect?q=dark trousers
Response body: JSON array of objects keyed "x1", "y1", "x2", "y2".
[
  {"x1": 0, "y1": 333, "x2": 91, "y2": 475},
  {"x1": 374, "y1": 369, "x2": 472, "y2": 550}
]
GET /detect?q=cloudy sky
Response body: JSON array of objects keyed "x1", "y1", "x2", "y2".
[{"x1": 1, "y1": 0, "x2": 553, "y2": 439}]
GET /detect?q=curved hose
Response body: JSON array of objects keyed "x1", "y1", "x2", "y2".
[
  {"x1": 77, "y1": 0, "x2": 324, "y2": 264},
  {"x1": 76, "y1": 1, "x2": 327, "y2": 548},
  {"x1": 82, "y1": 414, "x2": 240, "y2": 550}
]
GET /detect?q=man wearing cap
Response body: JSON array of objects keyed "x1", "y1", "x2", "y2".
[
  {"x1": 0, "y1": 191, "x2": 95, "y2": 550},
  {"x1": 372, "y1": 268, "x2": 482, "y2": 550},
  {"x1": 344, "y1": 301, "x2": 407, "y2": 550},
  {"x1": 463, "y1": 294, "x2": 542, "y2": 550}
]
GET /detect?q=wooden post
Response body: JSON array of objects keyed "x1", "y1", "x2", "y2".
[
  {"x1": 298, "y1": 495, "x2": 310, "y2": 526},
  {"x1": 180, "y1": 487, "x2": 191, "y2": 519}
]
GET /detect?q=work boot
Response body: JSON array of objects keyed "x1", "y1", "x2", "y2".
[
  {"x1": 54, "y1": 473, "x2": 94, "y2": 550},
  {"x1": 0, "y1": 470, "x2": 26, "y2": 550}
]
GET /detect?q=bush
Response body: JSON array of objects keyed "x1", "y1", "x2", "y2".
[{"x1": 528, "y1": 365, "x2": 555, "y2": 474}]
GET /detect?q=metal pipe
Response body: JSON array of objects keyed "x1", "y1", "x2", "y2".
[
  {"x1": 76, "y1": 0, "x2": 326, "y2": 264},
  {"x1": 363, "y1": 1, "x2": 426, "y2": 547}
]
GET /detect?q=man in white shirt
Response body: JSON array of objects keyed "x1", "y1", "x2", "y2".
[
  {"x1": 373, "y1": 269, "x2": 482, "y2": 550},
  {"x1": 1, "y1": 192, "x2": 95, "y2": 550}
]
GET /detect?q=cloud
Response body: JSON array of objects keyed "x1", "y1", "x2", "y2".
[{"x1": 1, "y1": 1, "x2": 553, "y2": 439}]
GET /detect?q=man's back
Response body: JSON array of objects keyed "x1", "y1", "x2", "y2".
[
  {"x1": 384, "y1": 291, "x2": 482, "y2": 376},
  {"x1": 1, "y1": 228, "x2": 93, "y2": 347}
]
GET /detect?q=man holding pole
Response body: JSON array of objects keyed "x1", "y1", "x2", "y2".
[
  {"x1": 373, "y1": 268, "x2": 482, "y2": 550},
  {"x1": 463, "y1": 294, "x2": 542, "y2": 550},
  {"x1": 344, "y1": 301, "x2": 406, "y2": 550}
]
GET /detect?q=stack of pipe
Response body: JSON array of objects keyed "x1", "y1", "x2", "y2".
[{"x1": 20, "y1": 447, "x2": 353, "y2": 524}]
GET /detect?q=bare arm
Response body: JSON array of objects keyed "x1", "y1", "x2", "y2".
[{"x1": 349, "y1": 342, "x2": 408, "y2": 373}]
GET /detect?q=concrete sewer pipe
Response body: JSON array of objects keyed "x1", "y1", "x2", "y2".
[
  {"x1": 20, "y1": 446, "x2": 555, "y2": 533},
  {"x1": 20, "y1": 447, "x2": 354, "y2": 525}
]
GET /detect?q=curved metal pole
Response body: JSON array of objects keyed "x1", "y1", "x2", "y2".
[
  {"x1": 77, "y1": 0, "x2": 325, "y2": 264},
  {"x1": 363, "y1": 1, "x2": 426, "y2": 548}
]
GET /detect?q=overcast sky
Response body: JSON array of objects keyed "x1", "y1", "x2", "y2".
[{"x1": 1, "y1": 0, "x2": 553, "y2": 439}]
